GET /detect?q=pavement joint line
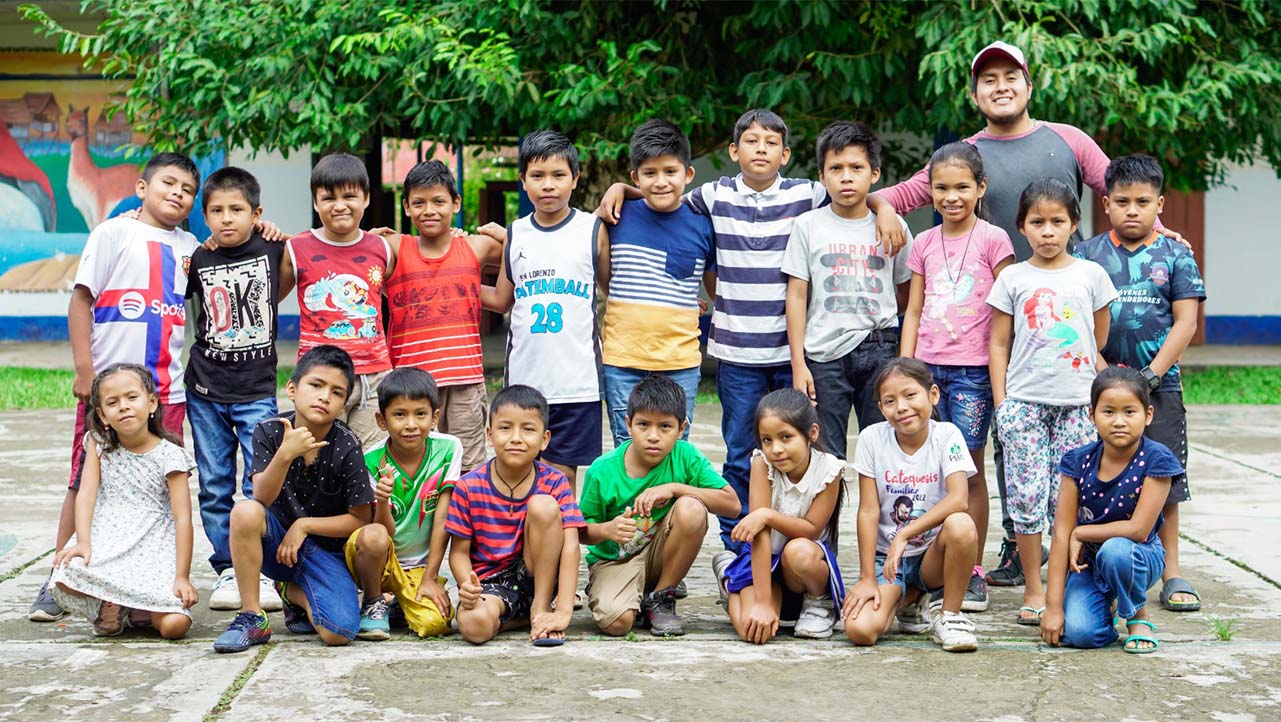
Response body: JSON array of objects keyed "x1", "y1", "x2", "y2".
[
  {"x1": 0, "y1": 548, "x2": 53, "y2": 584},
  {"x1": 1180, "y1": 532, "x2": 1281, "y2": 590},
  {"x1": 1188, "y1": 443, "x2": 1281, "y2": 479},
  {"x1": 203, "y1": 641, "x2": 274, "y2": 722}
]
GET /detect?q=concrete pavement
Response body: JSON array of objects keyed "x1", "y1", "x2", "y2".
[{"x1": 2, "y1": 402, "x2": 1281, "y2": 721}]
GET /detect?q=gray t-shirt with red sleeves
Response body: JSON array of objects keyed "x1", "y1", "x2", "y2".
[{"x1": 879, "y1": 122, "x2": 1112, "y2": 260}]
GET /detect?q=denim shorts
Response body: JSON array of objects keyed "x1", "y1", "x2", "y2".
[
  {"x1": 258, "y1": 509, "x2": 360, "y2": 640},
  {"x1": 926, "y1": 364, "x2": 994, "y2": 451},
  {"x1": 873, "y1": 552, "x2": 938, "y2": 596}
]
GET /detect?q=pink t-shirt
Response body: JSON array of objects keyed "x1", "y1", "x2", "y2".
[{"x1": 907, "y1": 219, "x2": 1015, "y2": 366}]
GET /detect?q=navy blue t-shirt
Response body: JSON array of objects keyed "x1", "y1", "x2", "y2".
[{"x1": 1059, "y1": 437, "x2": 1185, "y2": 545}]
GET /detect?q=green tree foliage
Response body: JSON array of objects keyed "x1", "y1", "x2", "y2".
[{"x1": 20, "y1": 0, "x2": 1281, "y2": 190}]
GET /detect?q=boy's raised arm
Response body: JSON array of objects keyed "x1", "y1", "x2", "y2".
[{"x1": 595, "y1": 183, "x2": 644, "y2": 224}]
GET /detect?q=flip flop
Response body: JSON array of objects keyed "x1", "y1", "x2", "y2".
[
  {"x1": 1160, "y1": 577, "x2": 1202, "y2": 612},
  {"x1": 1122, "y1": 619, "x2": 1159, "y2": 654},
  {"x1": 1016, "y1": 606, "x2": 1044, "y2": 626},
  {"x1": 532, "y1": 636, "x2": 565, "y2": 647}
]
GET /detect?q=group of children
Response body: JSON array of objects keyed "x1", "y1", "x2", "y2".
[{"x1": 32, "y1": 88, "x2": 1203, "y2": 657}]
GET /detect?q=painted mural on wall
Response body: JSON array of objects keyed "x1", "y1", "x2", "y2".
[{"x1": 1, "y1": 52, "x2": 219, "y2": 337}]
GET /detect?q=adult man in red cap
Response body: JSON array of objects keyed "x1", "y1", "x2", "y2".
[{"x1": 867, "y1": 41, "x2": 1188, "y2": 611}]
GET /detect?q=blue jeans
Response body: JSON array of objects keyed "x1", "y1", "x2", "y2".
[
  {"x1": 926, "y1": 364, "x2": 994, "y2": 451},
  {"x1": 259, "y1": 508, "x2": 360, "y2": 640},
  {"x1": 716, "y1": 360, "x2": 792, "y2": 552},
  {"x1": 1062, "y1": 536, "x2": 1165, "y2": 649},
  {"x1": 187, "y1": 393, "x2": 279, "y2": 574},
  {"x1": 807, "y1": 335, "x2": 898, "y2": 460},
  {"x1": 603, "y1": 365, "x2": 701, "y2": 448}
]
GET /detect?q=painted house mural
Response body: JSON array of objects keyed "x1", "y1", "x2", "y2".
[{"x1": 0, "y1": 51, "x2": 220, "y2": 338}]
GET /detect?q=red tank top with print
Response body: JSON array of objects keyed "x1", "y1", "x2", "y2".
[
  {"x1": 289, "y1": 230, "x2": 392, "y2": 374},
  {"x1": 385, "y1": 234, "x2": 484, "y2": 386}
]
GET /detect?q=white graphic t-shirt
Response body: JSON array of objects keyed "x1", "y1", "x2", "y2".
[
  {"x1": 987, "y1": 259, "x2": 1118, "y2": 406},
  {"x1": 852, "y1": 420, "x2": 976, "y2": 557}
]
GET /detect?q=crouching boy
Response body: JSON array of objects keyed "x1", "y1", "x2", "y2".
[
  {"x1": 213, "y1": 345, "x2": 374, "y2": 653},
  {"x1": 446, "y1": 385, "x2": 586, "y2": 644},
  {"x1": 347, "y1": 367, "x2": 463, "y2": 639},
  {"x1": 581, "y1": 375, "x2": 741, "y2": 636}
]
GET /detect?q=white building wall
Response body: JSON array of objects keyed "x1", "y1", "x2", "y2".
[{"x1": 1204, "y1": 162, "x2": 1281, "y2": 318}]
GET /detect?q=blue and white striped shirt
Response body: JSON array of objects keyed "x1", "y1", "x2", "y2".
[{"x1": 686, "y1": 174, "x2": 827, "y2": 366}]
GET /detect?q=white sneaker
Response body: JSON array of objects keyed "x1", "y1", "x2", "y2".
[
  {"x1": 712, "y1": 550, "x2": 736, "y2": 610},
  {"x1": 793, "y1": 594, "x2": 836, "y2": 639},
  {"x1": 208, "y1": 569, "x2": 241, "y2": 610},
  {"x1": 931, "y1": 610, "x2": 978, "y2": 652},
  {"x1": 896, "y1": 594, "x2": 932, "y2": 634},
  {"x1": 259, "y1": 575, "x2": 283, "y2": 612}
]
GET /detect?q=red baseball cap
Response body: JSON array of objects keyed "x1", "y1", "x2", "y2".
[{"x1": 970, "y1": 41, "x2": 1029, "y2": 77}]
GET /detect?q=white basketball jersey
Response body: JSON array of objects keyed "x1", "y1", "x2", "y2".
[{"x1": 504, "y1": 209, "x2": 602, "y2": 403}]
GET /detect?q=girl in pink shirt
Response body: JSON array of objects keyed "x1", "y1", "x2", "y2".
[{"x1": 901, "y1": 142, "x2": 1015, "y2": 610}]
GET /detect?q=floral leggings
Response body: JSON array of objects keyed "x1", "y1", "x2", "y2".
[{"x1": 995, "y1": 399, "x2": 1097, "y2": 535}]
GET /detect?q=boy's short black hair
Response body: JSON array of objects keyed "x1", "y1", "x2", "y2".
[
  {"x1": 626, "y1": 374, "x2": 687, "y2": 423},
  {"x1": 489, "y1": 384, "x2": 549, "y2": 428},
  {"x1": 291, "y1": 344, "x2": 355, "y2": 395},
  {"x1": 1105, "y1": 153, "x2": 1164, "y2": 195},
  {"x1": 201, "y1": 166, "x2": 261, "y2": 210},
  {"x1": 142, "y1": 152, "x2": 200, "y2": 187},
  {"x1": 311, "y1": 152, "x2": 370, "y2": 196},
  {"x1": 376, "y1": 367, "x2": 439, "y2": 413},
  {"x1": 733, "y1": 108, "x2": 789, "y2": 146},
  {"x1": 403, "y1": 160, "x2": 461, "y2": 201},
  {"x1": 519, "y1": 130, "x2": 580, "y2": 177},
  {"x1": 815, "y1": 121, "x2": 881, "y2": 170},
  {"x1": 630, "y1": 119, "x2": 692, "y2": 171}
]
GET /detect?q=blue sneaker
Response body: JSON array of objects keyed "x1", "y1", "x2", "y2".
[
  {"x1": 213, "y1": 611, "x2": 271, "y2": 653},
  {"x1": 357, "y1": 595, "x2": 390, "y2": 641},
  {"x1": 278, "y1": 582, "x2": 315, "y2": 634}
]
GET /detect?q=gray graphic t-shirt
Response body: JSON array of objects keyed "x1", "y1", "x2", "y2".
[{"x1": 782, "y1": 206, "x2": 912, "y2": 363}]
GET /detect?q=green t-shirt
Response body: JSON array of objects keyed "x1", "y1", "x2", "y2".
[
  {"x1": 362, "y1": 432, "x2": 463, "y2": 569},
  {"x1": 579, "y1": 439, "x2": 727, "y2": 565}
]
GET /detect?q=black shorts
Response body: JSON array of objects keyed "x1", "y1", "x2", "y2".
[
  {"x1": 482, "y1": 559, "x2": 536, "y2": 625},
  {"x1": 1147, "y1": 391, "x2": 1190, "y2": 503},
  {"x1": 543, "y1": 401, "x2": 603, "y2": 467}
]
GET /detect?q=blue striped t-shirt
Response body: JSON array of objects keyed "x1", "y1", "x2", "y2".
[
  {"x1": 602, "y1": 199, "x2": 715, "y2": 370},
  {"x1": 686, "y1": 174, "x2": 827, "y2": 366}
]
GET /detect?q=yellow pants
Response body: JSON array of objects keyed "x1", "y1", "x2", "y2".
[{"x1": 344, "y1": 529, "x2": 452, "y2": 638}]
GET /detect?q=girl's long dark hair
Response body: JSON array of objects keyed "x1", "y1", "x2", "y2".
[
  {"x1": 755, "y1": 388, "x2": 846, "y2": 546},
  {"x1": 88, "y1": 364, "x2": 179, "y2": 452},
  {"x1": 929, "y1": 141, "x2": 990, "y2": 221}
]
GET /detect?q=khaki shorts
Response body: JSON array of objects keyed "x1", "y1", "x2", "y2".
[
  {"x1": 343, "y1": 369, "x2": 391, "y2": 448},
  {"x1": 437, "y1": 382, "x2": 488, "y2": 472},
  {"x1": 586, "y1": 510, "x2": 677, "y2": 629},
  {"x1": 344, "y1": 528, "x2": 452, "y2": 638}
]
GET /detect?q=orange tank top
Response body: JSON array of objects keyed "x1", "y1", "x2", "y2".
[{"x1": 385, "y1": 234, "x2": 484, "y2": 386}]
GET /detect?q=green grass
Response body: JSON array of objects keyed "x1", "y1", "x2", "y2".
[
  {"x1": 2, "y1": 363, "x2": 1279, "y2": 410},
  {"x1": 1207, "y1": 617, "x2": 1240, "y2": 641},
  {"x1": 1182, "y1": 366, "x2": 1281, "y2": 405},
  {"x1": 0, "y1": 367, "x2": 76, "y2": 410}
]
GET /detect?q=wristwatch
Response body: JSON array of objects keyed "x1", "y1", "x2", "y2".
[{"x1": 1140, "y1": 366, "x2": 1162, "y2": 391}]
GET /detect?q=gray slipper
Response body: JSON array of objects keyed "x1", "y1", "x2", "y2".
[{"x1": 1160, "y1": 577, "x2": 1201, "y2": 612}]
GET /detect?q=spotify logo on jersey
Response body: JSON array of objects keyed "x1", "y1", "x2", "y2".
[{"x1": 117, "y1": 291, "x2": 147, "y2": 320}]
